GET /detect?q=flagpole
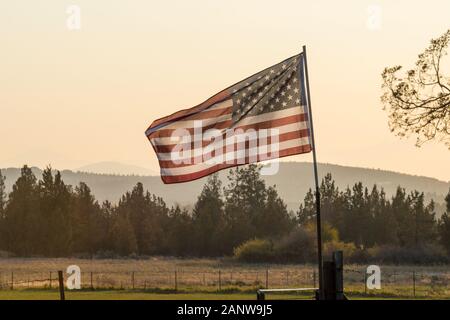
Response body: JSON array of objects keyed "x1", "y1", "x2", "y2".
[{"x1": 302, "y1": 45, "x2": 323, "y2": 299}]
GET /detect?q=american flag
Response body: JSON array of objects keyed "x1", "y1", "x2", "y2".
[{"x1": 145, "y1": 54, "x2": 312, "y2": 184}]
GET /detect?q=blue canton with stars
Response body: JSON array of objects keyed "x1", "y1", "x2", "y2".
[{"x1": 230, "y1": 54, "x2": 305, "y2": 123}]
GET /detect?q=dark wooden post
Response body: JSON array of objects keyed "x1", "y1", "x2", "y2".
[
  {"x1": 265, "y1": 269, "x2": 269, "y2": 289},
  {"x1": 90, "y1": 272, "x2": 93, "y2": 290},
  {"x1": 10, "y1": 272, "x2": 13, "y2": 290},
  {"x1": 364, "y1": 272, "x2": 367, "y2": 295},
  {"x1": 219, "y1": 270, "x2": 222, "y2": 291},
  {"x1": 413, "y1": 271, "x2": 416, "y2": 298},
  {"x1": 132, "y1": 271, "x2": 135, "y2": 290},
  {"x1": 313, "y1": 270, "x2": 316, "y2": 288},
  {"x1": 49, "y1": 271, "x2": 52, "y2": 289},
  {"x1": 58, "y1": 271, "x2": 65, "y2": 301},
  {"x1": 256, "y1": 290, "x2": 265, "y2": 300},
  {"x1": 174, "y1": 271, "x2": 178, "y2": 291},
  {"x1": 333, "y1": 251, "x2": 344, "y2": 300},
  {"x1": 323, "y1": 261, "x2": 336, "y2": 300}
]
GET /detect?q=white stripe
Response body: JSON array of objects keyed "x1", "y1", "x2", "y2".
[
  {"x1": 151, "y1": 106, "x2": 306, "y2": 144},
  {"x1": 154, "y1": 120, "x2": 309, "y2": 161},
  {"x1": 159, "y1": 137, "x2": 310, "y2": 176},
  {"x1": 233, "y1": 106, "x2": 305, "y2": 128},
  {"x1": 147, "y1": 99, "x2": 233, "y2": 134}
]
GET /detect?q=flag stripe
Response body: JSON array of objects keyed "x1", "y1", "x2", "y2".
[
  {"x1": 159, "y1": 137, "x2": 310, "y2": 176},
  {"x1": 159, "y1": 145, "x2": 311, "y2": 184},
  {"x1": 157, "y1": 129, "x2": 310, "y2": 168},
  {"x1": 149, "y1": 106, "x2": 306, "y2": 140}
]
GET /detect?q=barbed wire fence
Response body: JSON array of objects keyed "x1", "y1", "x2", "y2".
[{"x1": 0, "y1": 268, "x2": 448, "y2": 298}]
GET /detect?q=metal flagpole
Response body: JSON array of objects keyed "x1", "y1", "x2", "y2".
[{"x1": 302, "y1": 45, "x2": 324, "y2": 299}]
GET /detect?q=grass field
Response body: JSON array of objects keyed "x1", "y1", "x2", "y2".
[
  {"x1": 0, "y1": 257, "x2": 449, "y2": 300},
  {"x1": 0, "y1": 288, "x2": 444, "y2": 300}
]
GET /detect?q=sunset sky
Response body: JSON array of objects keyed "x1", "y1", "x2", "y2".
[{"x1": 1, "y1": 0, "x2": 449, "y2": 181}]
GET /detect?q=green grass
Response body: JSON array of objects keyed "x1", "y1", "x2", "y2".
[
  {"x1": 1, "y1": 287, "x2": 447, "y2": 300},
  {"x1": 0, "y1": 289, "x2": 305, "y2": 300}
]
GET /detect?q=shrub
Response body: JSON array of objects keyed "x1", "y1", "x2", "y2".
[
  {"x1": 323, "y1": 240, "x2": 356, "y2": 260},
  {"x1": 273, "y1": 227, "x2": 316, "y2": 263},
  {"x1": 233, "y1": 238, "x2": 273, "y2": 263},
  {"x1": 368, "y1": 244, "x2": 449, "y2": 264}
]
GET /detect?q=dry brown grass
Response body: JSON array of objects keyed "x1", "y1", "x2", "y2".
[{"x1": 0, "y1": 257, "x2": 448, "y2": 299}]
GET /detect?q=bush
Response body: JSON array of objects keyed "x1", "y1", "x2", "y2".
[
  {"x1": 273, "y1": 227, "x2": 316, "y2": 263},
  {"x1": 368, "y1": 244, "x2": 449, "y2": 264},
  {"x1": 323, "y1": 240, "x2": 356, "y2": 260},
  {"x1": 233, "y1": 238, "x2": 273, "y2": 263}
]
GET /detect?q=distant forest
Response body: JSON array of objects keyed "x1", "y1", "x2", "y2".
[
  {"x1": 0, "y1": 165, "x2": 449, "y2": 264},
  {"x1": 1, "y1": 162, "x2": 448, "y2": 215}
]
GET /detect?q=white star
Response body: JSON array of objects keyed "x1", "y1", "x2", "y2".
[
  {"x1": 252, "y1": 98, "x2": 258, "y2": 103},
  {"x1": 281, "y1": 91, "x2": 286, "y2": 96},
  {"x1": 293, "y1": 78, "x2": 298, "y2": 83},
  {"x1": 265, "y1": 75, "x2": 270, "y2": 80},
  {"x1": 295, "y1": 98, "x2": 300, "y2": 104},
  {"x1": 258, "y1": 91, "x2": 263, "y2": 97},
  {"x1": 282, "y1": 64, "x2": 287, "y2": 69},
  {"x1": 275, "y1": 98, "x2": 280, "y2": 103},
  {"x1": 270, "y1": 69, "x2": 275, "y2": 74},
  {"x1": 287, "y1": 84, "x2": 292, "y2": 90},
  {"x1": 237, "y1": 99, "x2": 241, "y2": 104},
  {"x1": 282, "y1": 101, "x2": 287, "y2": 107},
  {"x1": 242, "y1": 92, "x2": 247, "y2": 97},
  {"x1": 294, "y1": 88, "x2": 299, "y2": 93},
  {"x1": 288, "y1": 95, "x2": 293, "y2": 100},
  {"x1": 270, "y1": 104, "x2": 275, "y2": 109},
  {"x1": 247, "y1": 86, "x2": 252, "y2": 91}
]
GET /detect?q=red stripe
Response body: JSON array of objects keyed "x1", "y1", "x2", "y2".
[
  {"x1": 146, "y1": 90, "x2": 230, "y2": 131},
  {"x1": 156, "y1": 129, "x2": 310, "y2": 168},
  {"x1": 148, "y1": 113, "x2": 307, "y2": 140},
  {"x1": 148, "y1": 119, "x2": 233, "y2": 140},
  {"x1": 160, "y1": 145, "x2": 311, "y2": 184}
]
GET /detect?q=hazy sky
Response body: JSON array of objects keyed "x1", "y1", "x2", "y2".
[{"x1": 1, "y1": 0, "x2": 449, "y2": 181}]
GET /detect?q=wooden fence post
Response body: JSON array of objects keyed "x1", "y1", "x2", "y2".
[
  {"x1": 265, "y1": 269, "x2": 269, "y2": 289},
  {"x1": 90, "y1": 272, "x2": 93, "y2": 290},
  {"x1": 413, "y1": 271, "x2": 416, "y2": 298},
  {"x1": 364, "y1": 272, "x2": 367, "y2": 295},
  {"x1": 218, "y1": 270, "x2": 221, "y2": 291},
  {"x1": 313, "y1": 270, "x2": 316, "y2": 288},
  {"x1": 58, "y1": 271, "x2": 65, "y2": 301},
  {"x1": 10, "y1": 272, "x2": 13, "y2": 290},
  {"x1": 49, "y1": 271, "x2": 52, "y2": 289},
  {"x1": 132, "y1": 271, "x2": 135, "y2": 290},
  {"x1": 174, "y1": 271, "x2": 178, "y2": 291}
]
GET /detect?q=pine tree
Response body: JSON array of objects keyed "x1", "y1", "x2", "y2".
[
  {"x1": 37, "y1": 167, "x2": 73, "y2": 256},
  {"x1": 257, "y1": 186, "x2": 294, "y2": 238},
  {"x1": 223, "y1": 165, "x2": 267, "y2": 252},
  {"x1": 0, "y1": 170, "x2": 6, "y2": 250},
  {"x1": 0, "y1": 169, "x2": 6, "y2": 218},
  {"x1": 3, "y1": 166, "x2": 39, "y2": 255},
  {"x1": 438, "y1": 190, "x2": 450, "y2": 255},
  {"x1": 71, "y1": 182, "x2": 105, "y2": 255},
  {"x1": 192, "y1": 174, "x2": 225, "y2": 256}
]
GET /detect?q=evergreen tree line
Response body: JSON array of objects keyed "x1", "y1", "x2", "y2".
[{"x1": 0, "y1": 165, "x2": 449, "y2": 261}]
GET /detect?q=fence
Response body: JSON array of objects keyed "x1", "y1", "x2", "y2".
[{"x1": 0, "y1": 267, "x2": 449, "y2": 298}]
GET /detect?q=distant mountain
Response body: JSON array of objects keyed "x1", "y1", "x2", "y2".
[
  {"x1": 1, "y1": 162, "x2": 448, "y2": 216},
  {"x1": 75, "y1": 161, "x2": 157, "y2": 176}
]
